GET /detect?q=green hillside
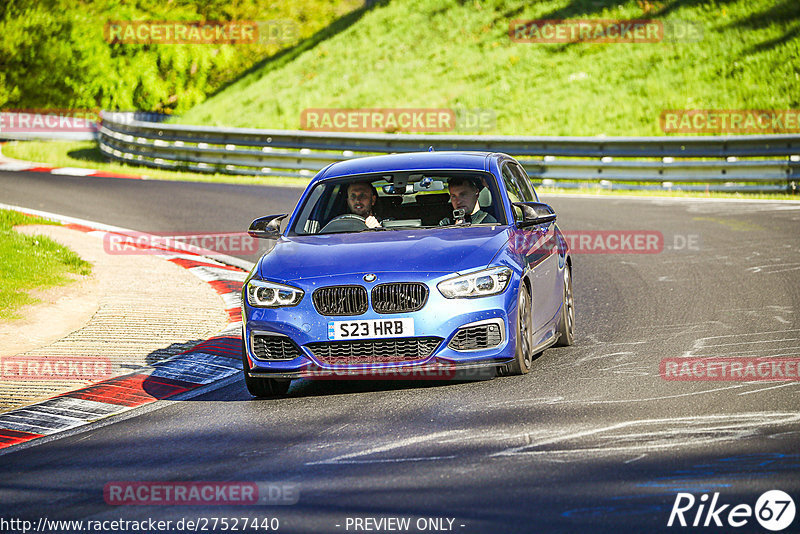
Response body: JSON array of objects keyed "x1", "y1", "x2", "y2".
[
  {"x1": 177, "y1": 0, "x2": 800, "y2": 136},
  {"x1": 0, "y1": 0, "x2": 362, "y2": 114}
]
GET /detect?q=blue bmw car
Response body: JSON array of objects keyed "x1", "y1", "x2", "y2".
[{"x1": 241, "y1": 151, "x2": 573, "y2": 396}]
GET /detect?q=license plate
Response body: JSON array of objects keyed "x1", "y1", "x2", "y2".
[{"x1": 327, "y1": 318, "x2": 414, "y2": 340}]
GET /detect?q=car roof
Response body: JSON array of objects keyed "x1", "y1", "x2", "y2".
[{"x1": 314, "y1": 151, "x2": 500, "y2": 182}]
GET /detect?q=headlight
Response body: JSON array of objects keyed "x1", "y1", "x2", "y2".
[
  {"x1": 437, "y1": 266, "x2": 512, "y2": 298},
  {"x1": 246, "y1": 279, "x2": 304, "y2": 308}
]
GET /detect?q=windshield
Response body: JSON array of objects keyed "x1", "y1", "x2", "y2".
[{"x1": 289, "y1": 171, "x2": 506, "y2": 236}]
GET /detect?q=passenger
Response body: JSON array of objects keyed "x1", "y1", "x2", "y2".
[{"x1": 440, "y1": 176, "x2": 497, "y2": 225}]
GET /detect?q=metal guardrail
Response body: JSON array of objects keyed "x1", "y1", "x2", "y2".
[{"x1": 98, "y1": 111, "x2": 800, "y2": 193}]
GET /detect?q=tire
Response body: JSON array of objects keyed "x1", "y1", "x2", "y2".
[
  {"x1": 241, "y1": 333, "x2": 291, "y2": 397},
  {"x1": 554, "y1": 264, "x2": 574, "y2": 347},
  {"x1": 506, "y1": 282, "x2": 534, "y2": 375}
]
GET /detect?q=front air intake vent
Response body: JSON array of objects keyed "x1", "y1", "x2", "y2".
[
  {"x1": 252, "y1": 335, "x2": 301, "y2": 360},
  {"x1": 371, "y1": 283, "x2": 428, "y2": 314},
  {"x1": 312, "y1": 285, "x2": 368, "y2": 316},
  {"x1": 306, "y1": 337, "x2": 442, "y2": 365},
  {"x1": 448, "y1": 323, "x2": 503, "y2": 351}
]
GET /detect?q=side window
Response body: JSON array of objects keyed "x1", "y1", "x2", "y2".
[
  {"x1": 511, "y1": 163, "x2": 537, "y2": 202},
  {"x1": 501, "y1": 164, "x2": 524, "y2": 222},
  {"x1": 293, "y1": 183, "x2": 339, "y2": 235},
  {"x1": 295, "y1": 185, "x2": 325, "y2": 234}
]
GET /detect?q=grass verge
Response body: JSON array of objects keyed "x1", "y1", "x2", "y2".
[
  {"x1": 177, "y1": 0, "x2": 800, "y2": 136},
  {"x1": 0, "y1": 209, "x2": 92, "y2": 321}
]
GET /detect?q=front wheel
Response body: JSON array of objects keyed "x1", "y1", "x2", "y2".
[
  {"x1": 506, "y1": 283, "x2": 534, "y2": 375},
  {"x1": 554, "y1": 265, "x2": 574, "y2": 347},
  {"x1": 241, "y1": 334, "x2": 291, "y2": 397}
]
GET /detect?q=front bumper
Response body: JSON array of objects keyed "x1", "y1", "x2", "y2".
[{"x1": 242, "y1": 272, "x2": 520, "y2": 377}]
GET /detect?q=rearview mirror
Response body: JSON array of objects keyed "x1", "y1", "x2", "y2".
[
  {"x1": 248, "y1": 214, "x2": 288, "y2": 239},
  {"x1": 413, "y1": 179, "x2": 445, "y2": 192},
  {"x1": 513, "y1": 202, "x2": 557, "y2": 228},
  {"x1": 382, "y1": 184, "x2": 412, "y2": 195}
]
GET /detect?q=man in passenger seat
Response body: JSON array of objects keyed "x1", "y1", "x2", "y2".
[{"x1": 439, "y1": 176, "x2": 497, "y2": 225}]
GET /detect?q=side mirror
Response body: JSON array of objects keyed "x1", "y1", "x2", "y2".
[
  {"x1": 248, "y1": 214, "x2": 288, "y2": 239},
  {"x1": 513, "y1": 202, "x2": 557, "y2": 228}
]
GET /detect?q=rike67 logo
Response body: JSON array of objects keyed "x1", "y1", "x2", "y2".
[{"x1": 668, "y1": 490, "x2": 795, "y2": 531}]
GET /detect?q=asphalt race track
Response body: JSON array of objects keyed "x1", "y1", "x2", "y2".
[{"x1": 2, "y1": 170, "x2": 799, "y2": 533}]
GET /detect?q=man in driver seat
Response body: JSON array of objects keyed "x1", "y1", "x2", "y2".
[
  {"x1": 440, "y1": 176, "x2": 497, "y2": 225},
  {"x1": 347, "y1": 181, "x2": 382, "y2": 228}
]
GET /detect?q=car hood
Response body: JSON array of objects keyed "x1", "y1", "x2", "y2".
[{"x1": 258, "y1": 226, "x2": 510, "y2": 281}]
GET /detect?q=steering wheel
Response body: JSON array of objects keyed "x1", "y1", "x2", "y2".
[{"x1": 319, "y1": 214, "x2": 369, "y2": 234}]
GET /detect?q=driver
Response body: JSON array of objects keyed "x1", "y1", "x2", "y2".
[
  {"x1": 439, "y1": 176, "x2": 497, "y2": 225},
  {"x1": 347, "y1": 181, "x2": 382, "y2": 228}
]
